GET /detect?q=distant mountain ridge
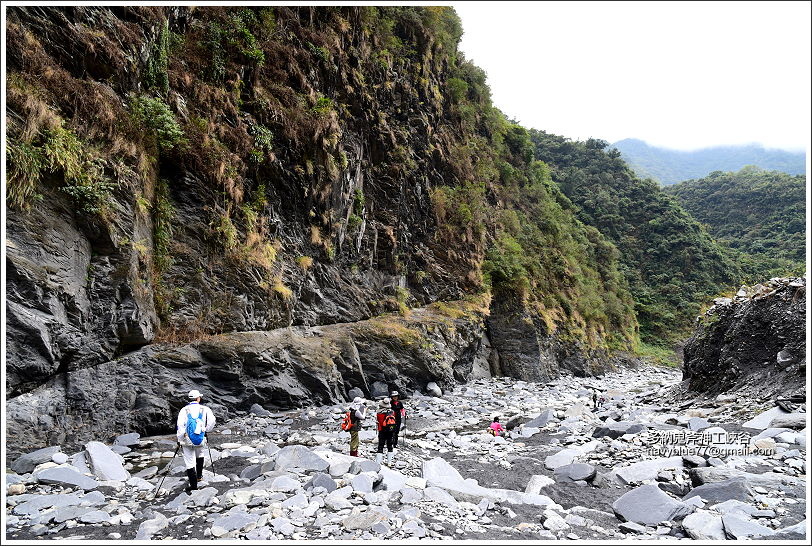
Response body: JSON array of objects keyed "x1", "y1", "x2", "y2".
[{"x1": 611, "y1": 138, "x2": 806, "y2": 185}]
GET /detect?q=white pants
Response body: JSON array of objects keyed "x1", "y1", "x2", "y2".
[{"x1": 181, "y1": 445, "x2": 204, "y2": 469}]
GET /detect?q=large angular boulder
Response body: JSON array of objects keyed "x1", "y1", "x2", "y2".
[
  {"x1": 742, "y1": 407, "x2": 788, "y2": 430},
  {"x1": 525, "y1": 408, "x2": 555, "y2": 428},
  {"x1": 611, "y1": 484, "x2": 693, "y2": 525},
  {"x1": 273, "y1": 445, "x2": 329, "y2": 472},
  {"x1": 682, "y1": 510, "x2": 726, "y2": 540},
  {"x1": 553, "y1": 463, "x2": 596, "y2": 483},
  {"x1": 683, "y1": 478, "x2": 754, "y2": 504},
  {"x1": 113, "y1": 433, "x2": 140, "y2": 446},
  {"x1": 84, "y1": 441, "x2": 129, "y2": 481},
  {"x1": 11, "y1": 446, "x2": 62, "y2": 474},
  {"x1": 612, "y1": 456, "x2": 684, "y2": 485},
  {"x1": 34, "y1": 466, "x2": 99, "y2": 490},
  {"x1": 769, "y1": 413, "x2": 806, "y2": 430},
  {"x1": 722, "y1": 514, "x2": 775, "y2": 539},
  {"x1": 592, "y1": 421, "x2": 645, "y2": 439}
]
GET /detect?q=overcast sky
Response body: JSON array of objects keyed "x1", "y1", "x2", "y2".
[{"x1": 454, "y1": 1, "x2": 811, "y2": 151}]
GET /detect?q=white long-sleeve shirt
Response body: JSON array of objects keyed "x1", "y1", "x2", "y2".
[{"x1": 176, "y1": 402, "x2": 216, "y2": 446}]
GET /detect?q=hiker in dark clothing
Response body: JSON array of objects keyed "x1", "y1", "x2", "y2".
[
  {"x1": 390, "y1": 390, "x2": 406, "y2": 448},
  {"x1": 375, "y1": 398, "x2": 397, "y2": 465}
]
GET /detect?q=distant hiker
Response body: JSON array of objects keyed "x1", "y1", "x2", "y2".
[
  {"x1": 375, "y1": 398, "x2": 397, "y2": 465},
  {"x1": 592, "y1": 390, "x2": 598, "y2": 409},
  {"x1": 489, "y1": 417, "x2": 506, "y2": 437},
  {"x1": 390, "y1": 391, "x2": 406, "y2": 448},
  {"x1": 347, "y1": 396, "x2": 367, "y2": 457},
  {"x1": 176, "y1": 389, "x2": 216, "y2": 493},
  {"x1": 597, "y1": 393, "x2": 606, "y2": 409}
]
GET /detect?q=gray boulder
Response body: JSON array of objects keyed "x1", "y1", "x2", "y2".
[
  {"x1": 612, "y1": 484, "x2": 693, "y2": 525},
  {"x1": 113, "y1": 433, "x2": 140, "y2": 446},
  {"x1": 682, "y1": 510, "x2": 726, "y2": 540},
  {"x1": 273, "y1": 445, "x2": 329, "y2": 472},
  {"x1": 370, "y1": 381, "x2": 390, "y2": 399},
  {"x1": 683, "y1": 477, "x2": 755, "y2": 504},
  {"x1": 84, "y1": 441, "x2": 129, "y2": 481},
  {"x1": 426, "y1": 382, "x2": 442, "y2": 397},
  {"x1": 742, "y1": 407, "x2": 788, "y2": 430},
  {"x1": 249, "y1": 404, "x2": 271, "y2": 417},
  {"x1": 35, "y1": 467, "x2": 99, "y2": 490},
  {"x1": 349, "y1": 459, "x2": 381, "y2": 474},
  {"x1": 592, "y1": 422, "x2": 645, "y2": 439},
  {"x1": 347, "y1": 387, "x2": 365, "y2": 401},
  {"x1": 135, "y1": 512, "x2": 168, "y2": 540},
  {"x1": 554, "y1": 463, "x2": 596, "y2": 483},
  {"x1": 769, "y1": 413, "x2": 806, "y2": 430},
  {"x1": 306, "y1": 472, "x2": 337, "y2": 493},
  {"x1": 687, "y1": 417, "x2": 710, "y2": 431},
  {"x1": 11, "y1": 446, "x2": 61, "y2": 474},
  {"x1": 722, "y1": 514, "x2": 775, "y2": 539},
  {"x1": 613, "y1": 456, "x2": 684, "y2": 485},
  {"x1": 525, "y1": 409, "x2": 555, "y2": 428}
]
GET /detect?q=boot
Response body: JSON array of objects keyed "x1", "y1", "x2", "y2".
[
  {"x1": 375, "y1": 453, "x2": 383, "y2": 464},
  {"x1": 196, "y1": 457, "x2": 205, "y2": 481},
  {"x1": 184, "y1": 468, "x2": 198, "y2": 493},
  {"x1": 387, "y1": 451, "x2": 394, "y2": 466},
  {"x1": 350, "y1": 450, "x2": 358, "y2": 457}
]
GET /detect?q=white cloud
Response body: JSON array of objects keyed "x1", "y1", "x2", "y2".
[{"x1": 454, "y1": 1, "x2": 811, "y2": 151}]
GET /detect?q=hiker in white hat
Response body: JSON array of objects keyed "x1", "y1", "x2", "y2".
[
  {"x1": 176, "y1": 389, "x2": 216, "y2": 493},
  {"x1": 347, "y1": 396, "x2": 367, "y2": 457}
]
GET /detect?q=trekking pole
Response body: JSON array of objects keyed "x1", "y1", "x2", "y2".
[
  {"x1": 152, "y1": 444, "x2": 180, "y2": 501},
  {"x1": 206, "y1": 438, "x2": 216, "y2": 475}
]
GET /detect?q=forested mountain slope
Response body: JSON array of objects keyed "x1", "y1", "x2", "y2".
[
  {"x1": 529, "y1": 131, "x2": 742, "y2": 343},
  {"x1": 665, "y1": 167, "x2": 806, "y2": 278}
]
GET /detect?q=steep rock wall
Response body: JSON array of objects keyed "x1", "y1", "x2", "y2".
[
  {"x1": 682, "y1": 277, "x2": 806, "y2": 396},
  {"x1": 6, "y1": 299, "x2": 487, "y2": 453}
]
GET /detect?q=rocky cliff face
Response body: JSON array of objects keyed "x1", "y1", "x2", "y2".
[
  {"x1": 6, "y1": 6, "x2": 639, "y2": 451},
  {"x1": 682, "y1": 277, "x2": 806, "y2": 397},
  {"x1": 6, "y1": 298, "x2": 490, "y2": 452}
]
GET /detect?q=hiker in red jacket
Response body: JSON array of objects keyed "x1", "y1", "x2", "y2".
[{"x1": 375, "y1": 398, "x2": 397, "y2": 465}]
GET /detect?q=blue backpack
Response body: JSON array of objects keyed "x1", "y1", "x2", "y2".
[{"x1": 186, "y1": 406, "x2": 206, "y2": 446}]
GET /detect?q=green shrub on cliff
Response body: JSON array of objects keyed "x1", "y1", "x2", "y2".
[{"x1": 129, "y1": 95, "x2": 184, "y2": 151}]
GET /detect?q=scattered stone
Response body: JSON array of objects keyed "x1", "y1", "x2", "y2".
[
  {"x1": 35, "y1": 466, "x2": 99, "y2": 490},
  {"x1": 619, "y1": 521, "x2": 647, "y2": 534},
  {"x1": 742, "y1": 407, "x2": 789, "y2": 430},
  {"x1": 274, "y1": 445, "x2": 329, "y2": 472},
  {"x1": 683, "y1": 477, "x2": 754, "y2": 504},
  {"x1": 525, "y1": 474, "x2": 555, "y2": 494},
  {"x1": 249, "y1": 403, "x2": 271, "y2": 417},
  {"x1": 769, "y1": 413, "x2": 806, "y2": 430},
  {"x1": 554, "y1": 463, "x2": 596, "y2": 483},
  {"x1": 135, "y1": 512, "x2": 168, "y2": 540},
  {"x1": 722, "y1": 514, "x2": 775, "y2": 539},
  {"x1": 113, "y1": 433, "x2": 140, "y2": 447},
  {"x1": 592, "y1": 422, "x2": 644, "y2": 439},
  {"x1": 525, "y1": 409, "x2": 555, "y2": 428},
  {"x1": 11, "y1": 446, "x2": 61, "y2": 474},
  {"x1": 613, "y1": 456, "x2": 684, "y2": 485},
  {"x1": 681, "y1": 510, "x2": 726, "y2": 540},
  {"x1": 84, "y1": 441, "x2": 129, "y2": 481},
  {"x1": 306, "y1": 473, "x2": 337, "y2": 493},
  {"x1": 426, "y1": 382, "x2": 443, "y2": 397},
  {"x1": 612, "y1": 484, "x2": 693, "y2": 525},
  {"x1": 210, "y1": 510, "x2": 260, "y2": 537},
  {"x1": 343, "y1": 508, "x2": 387, "y2": 530}
]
